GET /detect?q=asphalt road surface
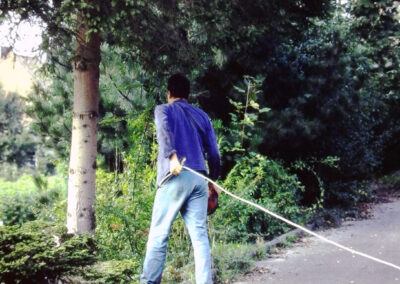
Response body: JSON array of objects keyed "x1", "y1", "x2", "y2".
[{"x1": 234, "y1": 197, "x2": 400, "y2": 284}]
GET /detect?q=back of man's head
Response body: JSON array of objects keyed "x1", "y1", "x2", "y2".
[{"x1": 167, "y1": 73, "x2": 190, "y2": 99}]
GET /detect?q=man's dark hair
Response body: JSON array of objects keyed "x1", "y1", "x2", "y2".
[{"x1": 167, "y1": 73, "x2": 190, "y2": 99}]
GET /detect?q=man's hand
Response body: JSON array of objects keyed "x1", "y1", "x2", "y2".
[
  {"x1": 169, "y1": 153, "x2": 183, "y2": 176},
  {"x1": 208, "y1": 182, "x2": 221, "y2": 197}
]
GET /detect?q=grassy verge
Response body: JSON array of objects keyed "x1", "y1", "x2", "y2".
[{"x1": 161, "y1": 233, "x2": 301, "y2": 284}]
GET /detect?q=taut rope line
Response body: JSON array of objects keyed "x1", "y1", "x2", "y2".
[{"x1": 182, "y1": 166, "x2": 400, "y2": 272}]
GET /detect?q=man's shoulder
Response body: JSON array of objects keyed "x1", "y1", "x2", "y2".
[
  {"x1": 188, "y1": 103, "x2": 207, "y2": 115},
  {"x1": 155, "y1": 103, "x2": 169, "y2": 109},
  {"x1": 154, "y1": 103, "x2": 170, "y2": 114},
  {"x1": 187, "y1": 104, "x2": 214, "y2": 129},
  {"x1": 155, "y1": 101, "x2": 211, "y2": 124}
]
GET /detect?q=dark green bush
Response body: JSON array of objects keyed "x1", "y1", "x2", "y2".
[
  {"x1": 379, "y1": 171, "x2": 400, "y2": 190},
  {"x1": 95, "y1": 150, "x2": 156, "y2": 262},
  {"x1": 211, "y1": 243, "x2": 254, "y2": 283},
  {"x1": 0, "y1": 193, "x2": 36, "y2": 225},
  {"x1": 210, "y1": 153, "x2": 310, "y2": 242},
  {"x1": 0, "y1": 221, "x2": 96, "y2": 284},
  {"x1": 324, "y1": 180, "x2": 371, "y2": 208},
  {"x1": 0, "y1": 188, "x2": 62, "y2": 226},
  {"x1": 0, "y1": 173, "x2": 67, "y2": 226},
  {"x1": 83, "y1": 259, "x2": 140, "y2": 283}
]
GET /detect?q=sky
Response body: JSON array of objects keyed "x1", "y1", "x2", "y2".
[
  {"x1": 0, "y1": 16, "x2": 42, "y2": 95},
  {"x1": 0, "y1": 17, "x2": 42, "y2": 57}
]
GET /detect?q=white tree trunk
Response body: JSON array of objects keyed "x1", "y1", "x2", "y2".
[{"x1": 67, "y1": 20, "x2": 100, "y2": 234}]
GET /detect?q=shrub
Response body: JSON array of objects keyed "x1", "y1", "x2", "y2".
[
  {"x1": 0, "y1": 174, "x2": 66, "y2": 226},
  {"x1": 95, "y1": 153, "x2": 156, "y2": 261},
  {"x1": 211, "y1": 243, "x2": 254, "y2": 283},
  {"x1": 0, "y1": 175, "x2": 37, "y2": 198},
  {"x1": 210, "y1": 153, "x2": 310, "y2": 242},
  {"x1": 83, "y1": 259, "x2": 141, "y2": 283},
  {"x1": 0, "y1": 221, "x2": 96, "y2": 283},
  {"x1": 379, "y1": 170, "x2": 400, "y2": 190},
  {"x1": 0, "y1": 193, "x2": 36, "y2": 225}
]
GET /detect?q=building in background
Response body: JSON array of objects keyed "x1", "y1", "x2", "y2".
[{"x1": 0, "y1": 47, "x2": 36, "y2": 97}]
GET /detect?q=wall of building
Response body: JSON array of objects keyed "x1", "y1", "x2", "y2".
[{"x1": 0, "y1": 47, "x2": 35, "y2": 97}]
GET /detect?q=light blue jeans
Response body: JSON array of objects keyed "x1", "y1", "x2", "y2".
[{"x1": 140, "y1": 170, "x2": 212, "y2": 284}]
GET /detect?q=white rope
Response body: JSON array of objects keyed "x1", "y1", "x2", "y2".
[{"x1": 182, "y1": 166, "x2": 400, "y2": 272}]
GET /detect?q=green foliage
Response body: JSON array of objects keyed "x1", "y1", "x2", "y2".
[
  {"x1": 207, "y1": 4, "x2": 399, "y2": 208},
  {"x1": 379, "y1": 170, "x2": 400, "y2": 190},
  {"x1": 162, "y1": 241, "x2": 266, "y2": 283},
  {"x1": 95, "y1": 110, "x2": 157, "y2": 261},
  {"x1": 83, "y1": 259, "x2": 140, "y2": 283},
  {"x1": 223, "y1": 76, "x2": 269, "y2": 152},
  {"x1": 260, "y1": 13, "x2": 381, "y2": 176},
  {"x1": 26, "y1": 45, "x2": 160, "y2": 171},
  {"x1": 1, "y1": 0, "x2": 331, "y2": 75},
  {"x1": 324, "y1": 180, "x2": 371, "y2": 208},
  {"x1": 0, "y1": 89, "x2": 38, "y2": 177},
  {"x1": 0, "y1": 174, "x2": 67, "y2": 225},
  {"x1": 0, "y1": 194, "x2": 36, "y2": 226},
  {"x1": 25, "y1": 69, "x2": 73, "y2": 160},
  {"x1": 211, "y1": 243, "x2": 254, "y2": 283},
  {"x1": 0, "y1": 175, "x2": 37, "y2": 198},
  {"x1": 98, "y1": 45, "x2": 161, "y2": 170},
  {"x1": 350, "y1": 0, "x2": 400, "y2": 173},
  {"x1": 212, "y1": 76, "x2": 270, "y2": 177},
  {"x1": 209, "y1": 78, "x2": 312, "y2": 243},
  {"x1": 290, "y1": 159, "x2": 325, "y2": 207},
  {"x1": 0, "y1": 221, "x2": 96, "y2": 284},
  {"x1": 3, "y1": 0, "x2": 400, "y2": 282},
  {"x1": 191, "y1": 1, "x2": 399, "y2": 211},
  {"x1": 210, "y1": 153, "x2": 308, "y2": 242},
  {"x1": 95, "y1": 163, "x2": 155, "y2": 261}
]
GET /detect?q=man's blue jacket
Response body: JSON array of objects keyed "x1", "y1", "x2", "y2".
[{"x1": 155, "y1": 100, "x2": 220, "y2": 187}]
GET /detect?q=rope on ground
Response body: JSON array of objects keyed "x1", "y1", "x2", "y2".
[{"x1": 182, "y1": 166, "x2": 400, "y2": 272}]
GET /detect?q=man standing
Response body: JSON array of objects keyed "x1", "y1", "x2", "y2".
[{"x1": 140, "y1": 73, "x2": 220, "y2": 284}]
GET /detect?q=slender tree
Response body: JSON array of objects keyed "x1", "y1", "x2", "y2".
[
  {"x1": 1, "y1": 0, "x2": 103, "y2": 233},
  {"x1": 67, "y1": 11, "x2": 101, "y2": 233}
]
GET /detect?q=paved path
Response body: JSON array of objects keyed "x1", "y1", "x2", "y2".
[{"x1": 234, "y1": 198, "x2": 400, "y2": 284}]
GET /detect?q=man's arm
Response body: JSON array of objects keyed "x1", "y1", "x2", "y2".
[
  {"x1": 155, "y1": 105, "x2": 183, "y2": 176},
  {"x1": 204, "y1": 120, "x2": 220, "y2": 182},
  {"x1": 205, "y1": 123, "x2": 221, "y2": 196}
]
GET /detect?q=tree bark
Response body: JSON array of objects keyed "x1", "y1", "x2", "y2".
[{"x1": 67, "y1": 16, "x2": 101, "y2": 234}]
